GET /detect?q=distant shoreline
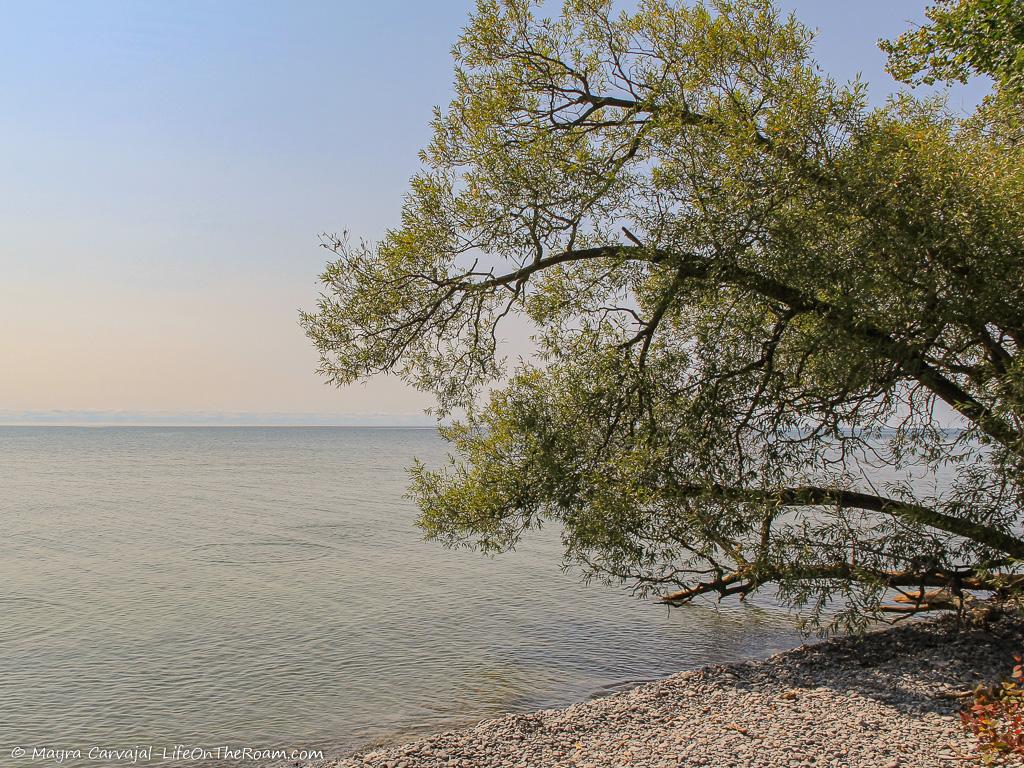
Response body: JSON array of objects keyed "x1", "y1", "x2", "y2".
[
  {"x1": 307, "y1": 613, "x2": 1022, "y2": 768},
  {"x1": 0, "y1": 410, "x2": 440, "y2": 428}
]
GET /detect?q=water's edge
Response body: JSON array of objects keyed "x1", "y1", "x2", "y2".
[{"x1": 303, "y1": 613, "x2": 995, "y2": 768}]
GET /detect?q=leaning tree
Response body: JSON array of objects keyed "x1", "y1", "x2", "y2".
[{"x1": 303, "y1": 0, "x2": 1024, "y2": 630}]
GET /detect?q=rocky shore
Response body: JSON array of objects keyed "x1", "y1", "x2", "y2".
[{"x1": 309, "y1": 612, "x2": 1024, "y2": 768}]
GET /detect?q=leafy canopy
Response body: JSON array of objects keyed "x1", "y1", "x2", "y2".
[
  {"x1": 303, "y1": 0, "x2": 1024, "y2": 631},
  {"x1": 881, "y1": 0, "x2": 1024, "y2": 95}
]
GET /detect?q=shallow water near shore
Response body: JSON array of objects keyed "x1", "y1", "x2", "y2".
[{"x1": 0, "y1": 427, "x2": 804, "y2": 764}]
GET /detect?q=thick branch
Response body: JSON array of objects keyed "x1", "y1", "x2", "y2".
[
  {"x1": 467, "y1": 244, "x2": 1021, "y2": 451},
  {"x1": 514, "y1": 90, "x2": 1015, "y2": 436},
  {"x1": 468, "y1": 246, "x2": 646, "y2": 290},
  {"x1": 675, "y1": 483, "x2": 1024, "y2": 559}
]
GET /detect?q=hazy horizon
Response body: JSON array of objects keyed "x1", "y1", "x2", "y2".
[
  {"x1": 0, "y1": 409, "x2": 437, "y2": 426},
  {"x1": 1, "y1": 1, "x2": 987, "y2": 422}
]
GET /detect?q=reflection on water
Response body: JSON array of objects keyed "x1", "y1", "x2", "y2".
[{"x1": 0, "y1": 427, "x2": 802, "y2": 763}]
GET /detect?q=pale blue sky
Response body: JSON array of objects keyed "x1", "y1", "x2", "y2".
[{"x1": 0, "y1": 1, "x2": 986, "y2": 425}]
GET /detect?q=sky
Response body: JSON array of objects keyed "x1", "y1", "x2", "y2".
[{"x1": 0, "y1": 1, "x2": 988, "y2": 425}]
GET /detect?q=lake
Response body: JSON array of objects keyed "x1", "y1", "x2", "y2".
[{"x1": 0, "y1": 427, "x2": 802, "y2": 764}]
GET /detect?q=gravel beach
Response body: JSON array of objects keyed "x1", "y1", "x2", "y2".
[{"x1": 308, "y1": 611, "x2": 1024, "y2": 768}]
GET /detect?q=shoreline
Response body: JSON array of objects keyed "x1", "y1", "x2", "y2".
[{"x1": 307, "y1": 612, "x2": 1024, "y2": 768}]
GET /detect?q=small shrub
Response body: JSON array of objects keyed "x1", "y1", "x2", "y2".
[{"x1": 962, "y1": 655, "x2": 1024, "y2": 758}]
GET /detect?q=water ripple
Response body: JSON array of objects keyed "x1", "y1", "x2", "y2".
[
  {"x1": 189, "y1": 540, "x2": 335, "y2": 564},
  {"x1": 0, "y1": 427, "x2": 803, "y2": 766}
]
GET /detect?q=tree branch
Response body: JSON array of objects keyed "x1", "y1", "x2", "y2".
[
  {"x1": 659, "y1": 564, "x2": 1024, "y2": 606},
  {"x1": 673, "y1": 483, "x2": 1024, "y2": 559},
  {"x1": 463, "y1": 243, "x2": 1022, "y2": 451}
]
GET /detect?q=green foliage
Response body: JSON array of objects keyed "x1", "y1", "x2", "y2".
[
  {"x1": 304, "y1": 0, "x2": 1024, "y2": 630},
  {"x1": 881, "y1": 0, "x2": 1024, "y2": 95}
]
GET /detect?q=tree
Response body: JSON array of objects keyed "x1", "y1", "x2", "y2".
[
  {"x1": 302, "y1": 0, "x2": 1024, "y2": 631},
  {"x1": 881, "y1": 0, "x2": 1024, "y2": 96},
  {"x1": 882, "y1": 0, "x2": 1024, "y2": 148}
]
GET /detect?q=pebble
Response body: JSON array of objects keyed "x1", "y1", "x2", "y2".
[{"x1": 300, "y1": 613, "x2": 1024, "y2": 768}]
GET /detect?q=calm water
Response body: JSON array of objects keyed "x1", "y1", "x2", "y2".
[{"x1": 0, "y1": 427, "x2": 802, "y2": 764}]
